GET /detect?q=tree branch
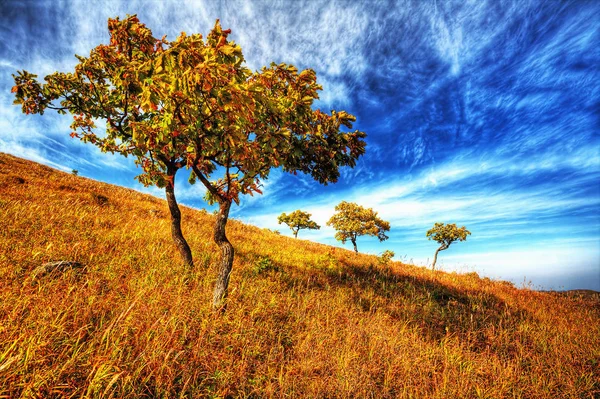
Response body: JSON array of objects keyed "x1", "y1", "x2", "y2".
[{"x1": 192, "y1": 164, "x2": 223, "y2": 202}]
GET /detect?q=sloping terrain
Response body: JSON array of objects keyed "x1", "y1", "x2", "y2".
[{"x1": 0, "y1": 152, "x2": 598, "y2": 398}]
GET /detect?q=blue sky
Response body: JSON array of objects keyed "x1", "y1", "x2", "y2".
[{"x1": 1, "y1": 0, "x2": 599, "y2": 290}]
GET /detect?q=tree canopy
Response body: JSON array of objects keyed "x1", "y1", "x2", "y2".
[
  {"x1": 13, "y1": 16, "x2": 366, "y2": 197},
  {"x1": 278, "y1": 210, "x2": 320, "y2": 238},
  {"x1": 13, "y1": 15, "x2": 367, "y2": 310},
  {"x1": 327, "y1": 201, "x2": 390, "y2": 253},
  {"x1": 426, "y1": 222, "x2": 471, "y2": 270}
]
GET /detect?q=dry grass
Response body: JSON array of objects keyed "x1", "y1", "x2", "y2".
[{"x1": 0, "y1": 152, "x2": 598, "y2": 398}]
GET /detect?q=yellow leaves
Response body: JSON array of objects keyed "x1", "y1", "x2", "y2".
[
  {"x1": 426, "y1": 223, "x2": 471, "y2": 245},
  {"x1": 131, "y1": 128, "x2": 142, "y2": 146},
  {"x1": 154, "y1": 53, "x2": 165, "y2": 74},
  {"x1": 227, "y1": 135, "x2": 236, "y2": 148},
  {"x1": 327, "y1": 201, "x2": 390, "y2": 250},
  {"x1": 219, "y1": 44, "x2": 236, "y2": 55},
  {"x1": 247, "y1": 82, "x2": 264, "y2": 93},
  {"x1": 212, "y1": 19, "x2": 223, "y2": 35},
  {"x1": 298, "y1": 69, "x2": 315, "y2": 82},
  {"x1": 278, "y1": 210, "x2": 320, "y2": 237},
  {"x1": 301, "y1": 96, "x2": 314, "y2": 105},
  {"x1": 279, "y1": 128, "x2": 291, "y2": 138}
]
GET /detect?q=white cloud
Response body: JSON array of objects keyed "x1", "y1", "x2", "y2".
[
  {"x1": 238, "y1": 147, "x2": 599, "y2": 288},
  {"x1": 0, "y1": 139, "x2": 71, "y2": 172}
]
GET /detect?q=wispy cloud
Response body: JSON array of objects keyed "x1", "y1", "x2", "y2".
[{"x1": 1, "y1": 0, "x2": 598, "y2": 290}]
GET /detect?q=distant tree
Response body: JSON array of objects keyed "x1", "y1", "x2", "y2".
[
  {"x1": 327, "y1": 201, "x2": 390, "y2": 253},
  {"x1": 278, "y1": 210, "x2": 320, "y2": 238},
  {"x1": 426, "y1": 222, "x2": 471, "y2": 270},
  {"x1": 71, "y1": 169, "x2": 78, "y2": 176},
  {"x1": 13, "y1": 15, "x2": 367, "y2": 310},
  {"x1": 377, "y1": 249, "x2": 395, "y2": 265}
]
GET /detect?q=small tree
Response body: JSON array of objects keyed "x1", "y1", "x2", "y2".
[
  {"x1": 13, "y1": 15, "x2": 367, "y2": 310},
  {"x1": 377, "y1": 250, "x2": 395, "y2": 265},
  {"x1": 278, "y1": 210, "x2": 320, "y2": 238},
  {"x1": 327, "y1": 201, "x2": 390, "y2": 253},
  {"x1": 426, "y1": 222, "x2": 471, "y2": 270}
]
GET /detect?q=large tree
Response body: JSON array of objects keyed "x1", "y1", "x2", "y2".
[
  {"x1": 426, "y1": 222, "x2": 471, "y2": 270},
  {"x1": 327, "y1": 201, "x2": 390, "y2": 253},
  {"x1": 278, "y1": 210, "x2": 320, "y2": 238},
  {"x1": 13, "y1": 15, "x2": 367, "y2": 310}
]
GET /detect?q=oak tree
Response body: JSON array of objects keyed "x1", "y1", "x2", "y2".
[
  {"x1": 278, "y1": 210, "x2": 320, "y2": 238},
  {"x1": 327, "y1": 201, "x2": 390, "y2": 253},
  {"x1": 426, "y1": 222, "x2": 471, "y2": 270},
  {"x1": 13, "y1": 15, "x2": 367, "y2": 310}
]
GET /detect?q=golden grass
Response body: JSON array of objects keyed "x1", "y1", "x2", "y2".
[{"x1": 0, "y1": 152, "x2": 598, "y2": 398}]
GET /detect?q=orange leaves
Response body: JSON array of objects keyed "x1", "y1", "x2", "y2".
[
  {"x1": 298, "y1": 69, "x2": 315, "y2": 82},
  {"x1": 202, "y1": 79, "x2": 213, "y2": 92}
]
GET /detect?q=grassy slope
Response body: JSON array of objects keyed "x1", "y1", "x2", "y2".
[{"x1": 0, "y1": 152, "x2": 598, "y2": 398}]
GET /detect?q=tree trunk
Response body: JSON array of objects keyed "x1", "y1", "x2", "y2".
[
  {"x1": 351, "y1": 238, "x2": 358, "y2": 253},
  {"x1": 293, "y1": 228, "x2": 298, "y2": 238},
  {"x1": 212, "y1": 199, "x2": 235, "y2": 311},
  {"x1": 432, "y1": 245, "x2": 447, "y2": 270},
  {"x1": 165, "y1": 169, "x2": 194, "y2": 268}
]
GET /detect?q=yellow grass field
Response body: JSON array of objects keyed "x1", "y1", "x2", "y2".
[{"x1": 0, "y1": 152, "x2": 598, "y2": 398}]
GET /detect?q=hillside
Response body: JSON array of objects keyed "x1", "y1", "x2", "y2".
[{"x1": 0, "y1": 152, "x2": 598, "y2": 398}]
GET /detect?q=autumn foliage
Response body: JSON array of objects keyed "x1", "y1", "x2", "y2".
[
  {"x1": 327, "y1": 201, "x2": 390, "y2": 252},
  {"x1": 12, "y1": 15, "x2": 366, "y2": 309},
  {"x1": 278, "y1": 210, "x2": 320, "y2": 238}
]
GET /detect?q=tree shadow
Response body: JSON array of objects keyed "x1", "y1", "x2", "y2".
[{"x1": 267, "y1": 261, "x2": 534, "y2": 358}]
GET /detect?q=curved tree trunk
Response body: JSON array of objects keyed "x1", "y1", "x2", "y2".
[
  {"x1": 351, "y1": 238, "x2": 358, "y2": 253},
  {"x1": 431, "y1": 248, "x2": 440, "y2": 270},
  {"x1": 212, "y1": 199, "x2": 234, "y2": 311},
  {"x1": 431, "y1": 245, "x2": 448, "y2": 270},
  {"x1": 165, "y1": 168, "x2": 194, "y2": 268}
]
